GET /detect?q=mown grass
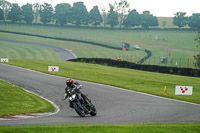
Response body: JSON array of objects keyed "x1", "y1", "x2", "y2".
[
  {"x1": 0, "y1": 123, "x2": 199, "y2": 133},
  {"x1": 0, "y1": 80, "x2": 54, "y2": 117},
  {"x1": 5, "y1": 59, "x2": 200, "y2": 104},
  {"x1": 0, "y1": 23, "x2": 198, "y2": 67},
  {"x1": 0, "y1": 38, "x2": 60, "y2": 61}
]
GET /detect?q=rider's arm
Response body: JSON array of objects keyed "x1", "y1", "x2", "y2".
[
  {"x1": 76, "y1": 84, "x2": 83, "y2": 90},
  {"x1": 64, "y1": 93, "x2": 68, "y2": 99},
  {"x1": 63, "y1": 87, "x2": 69, "y2": 99}
]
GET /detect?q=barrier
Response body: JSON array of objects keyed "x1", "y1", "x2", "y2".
[{"x1": 69, "y1": 58, "x2": 200, "y2": 77}]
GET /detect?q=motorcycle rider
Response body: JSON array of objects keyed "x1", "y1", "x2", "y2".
[{"x1": 62, "y1": 78, "x2": 84, "y2": 108}]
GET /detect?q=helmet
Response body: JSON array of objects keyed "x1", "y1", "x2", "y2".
[{"x1": 66, "y1": 78, "x2": 74, "y2": 87}]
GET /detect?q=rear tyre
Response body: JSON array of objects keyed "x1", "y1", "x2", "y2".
[{"x1": 90, "y1": 106, "x2": 97, "y2": 116}]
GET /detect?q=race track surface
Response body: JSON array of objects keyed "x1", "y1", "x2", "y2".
[{"x1": 0, "y1": 63, "x2": 200, "y2": 125}]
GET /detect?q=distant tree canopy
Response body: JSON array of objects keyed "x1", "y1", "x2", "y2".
[
  {"x1": 123, "y1": 9, "x2": 140, "y2": 28},
  {"x1": 55, "y1": 3, "x2": 71, "y2": 26},
  {"x1": 71, "y1": 2, "x2": 89, "y2": 27},
  {"x1": 140, "y1": 11, "x2": 158, "y2": 29},
  {"x1": 188, "y1": 13, "x2": 200, "y2": 29},
  {"x1": 33, "y1": 2, "x2": 40, "y2": 23},
  {"x1": 39, "y1": 3, "x2": 53, "y2": 24},
  {"x1": 1, "y1": 0, "x2": 200, "y2": 29},
  {"x1": 7, "y1": 3, "x2": 21, "y2": 22},
  {"x1": 21, "y1": 3, "x2": 34, "y2": 24},
  {"x1": 114, "y1": 0, "x2": 130, "y2": 28},
  {"x1": 89, "y1": 6, "x2": 102, "y2": 27},
  {"x1": 0, "y1": 8, "x2": 4, "y2": 20},
  {"x1": 173, "y1": 12, "x2": 187, "y2": 28},
  {"x1": 0, "y1": 0, "x2": 11, "y2": 20},
  {"x1": 106, "y1": 4, "x2": 118, "y2": 28}
]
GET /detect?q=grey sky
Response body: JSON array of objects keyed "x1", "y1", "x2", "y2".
[{"x1": 9, "y1": 0, "x2": 200, "y2": 17}]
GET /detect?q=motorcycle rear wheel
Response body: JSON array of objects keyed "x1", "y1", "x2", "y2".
[{"x1": 90, "y1": 106, "x2": 97, "y2": 116}]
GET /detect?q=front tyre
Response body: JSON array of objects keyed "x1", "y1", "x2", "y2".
[{"x1": 73, "y1": 104, "x2": 85, "y2": 117}]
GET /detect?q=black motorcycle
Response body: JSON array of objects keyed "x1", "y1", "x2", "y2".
[{"x1": 66, "y1": 86, "x2": 97, "y2": 117}]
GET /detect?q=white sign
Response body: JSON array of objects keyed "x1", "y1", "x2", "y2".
[
  {"x1": 175, "y1": 86, "x2": 193, "y2": 95},
  {"x1": 1, "y1": 58, "x2": 9, "y2": 62},
  {"x1": 48, "y1": 66, "x2": 59, "y2": 72}
]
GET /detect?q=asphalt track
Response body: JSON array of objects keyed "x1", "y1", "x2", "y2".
[
  {"x1": 0, "y1": 63, "x2": 200, "y2": 125},
  {"x1": 0, "y1": 38, "x2": 76, "y2": 61}
]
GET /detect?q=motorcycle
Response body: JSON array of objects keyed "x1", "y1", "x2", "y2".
[{"x1": 65, "y1": 86, "x2": 97, "y2": 117}]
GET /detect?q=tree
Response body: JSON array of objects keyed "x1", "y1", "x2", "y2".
[
  {"x1": 188, "y1": 13, "x2": 200, "y2": 29},
  {"x1": 106, "y1": 4, "x2": 118, "y2": 28},
  {"x1": 21, "y1": 3, "x2": 34, "y2": 24},
  {"x1": 0, "y1": 8, "x2": 4, "y2": 20},
  {"x1": 140, "y1": 11, "x2": 158, "y2": 29},
  {"x1": 33, "y1": 2, "x2": 40, "y2": 23},
  {"x1": 0, "y1": 0, "x2": 11, "y2": 20},
  {"x1": 114, "y1": 0, "x2": 130, "y2": 28},
  {"x1": 7, "y1": 3, "x2": 21, "y2": 22},
  {"x1": 123, "y1": 9, "x2": 140, "y2": 28},
  {"x1": 173, "y1": 12, "x2": 187, "y2": 28},
  {"x1": 101, "y1": 8, "x2": 107, "y2": 27},
  {"x1": 55, "y1": 3, "x2": 71, "y2": 26},
  {"x1": 89, "y1": 6, "x2": 102, "y2": 27},
  {"x1": 39, "y1": 3, "x2": 53, "y2": 24},
  {"x1": 71, "y1": 2, "x2": 89, "y2": 27},
  {"x1": 194, "y1": 31, "x2": 200, "y2": 68}
]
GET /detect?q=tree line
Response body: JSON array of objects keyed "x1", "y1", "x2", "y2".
[{"x1": 0, "y1": 0, "x2": 200, "y2": 29}]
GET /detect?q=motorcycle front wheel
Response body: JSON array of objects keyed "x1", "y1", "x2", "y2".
[{"x1": 73, "y1": 103, "x2": 85, "y2": 117}]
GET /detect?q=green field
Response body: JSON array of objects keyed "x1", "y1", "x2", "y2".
[
  {"x1": 0, "y1": 80, "x2": 54, "y2": 117},
  {"x1": 0, "y1": 123, "x2": 200, "y2": 133},
  {"x1": 3, "y1": 59, "x2": 200, "y2": 104},
  {"x1": 0, "y1": 34, "x2": 60, "y2": 60},
  {"x1": 0, "y1": 23, "x2": 198, "y2": 67}
]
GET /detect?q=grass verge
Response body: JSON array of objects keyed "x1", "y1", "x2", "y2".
[
  {"x1": 0, "y1": 123, "x2": 199, "y2": 133},
  {"x1": 0, "y1": 80, "x2": 54, "y2": 117},
  {"x1": 4, "y1": 59, "x2": 200, "y2": 104}
]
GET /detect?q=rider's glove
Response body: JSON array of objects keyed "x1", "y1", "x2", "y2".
[{"x1": 61, "y1": 94, "x2": 68, "y2": 101}]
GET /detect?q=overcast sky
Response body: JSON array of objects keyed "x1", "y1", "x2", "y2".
[{"x1": 9, "y1": 0, "x2": 200, "y2": 17}]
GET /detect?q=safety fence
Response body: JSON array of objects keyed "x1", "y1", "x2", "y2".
[{"x1": 69, "y1": 58, "x2": 200, "y2": 77}]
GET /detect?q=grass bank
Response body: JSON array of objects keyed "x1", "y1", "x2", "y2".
[
  {"x1": 4, "y1": 59, "x2": 200, "y2": 104},
  {"x1": 0, "y1": 80, "x2": 54, "y2": 117},
  {"x1": 0, "y1": 123, "x2": 199, "y2": 133}
]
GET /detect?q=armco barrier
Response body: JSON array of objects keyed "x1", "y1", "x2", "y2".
[
  {"x1": 69, "y1": 58, "x2": 200, "y2": 77},
  {"x1": 137, "y1": 49, "x2": 152, "y2": 64}
]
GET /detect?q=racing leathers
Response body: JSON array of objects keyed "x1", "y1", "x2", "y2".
[{"x1": 63, "y1": 82, "x2": 83, "y2": 108}]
